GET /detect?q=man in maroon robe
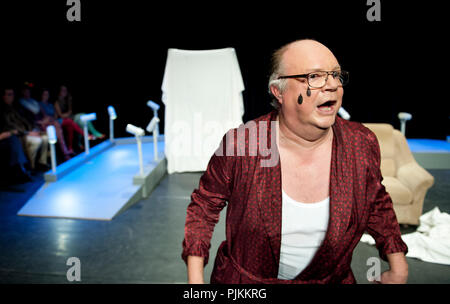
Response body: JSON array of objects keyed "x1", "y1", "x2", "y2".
[{"x1": 182, "y1": 39, "x2": 408, "y2": 284}]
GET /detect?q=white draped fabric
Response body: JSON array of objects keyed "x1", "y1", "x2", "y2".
[
  {"x1": 161, "y1": 48, "x2": 245, "y2": 173},
  {"x1": 360, "y1": 207, "x2": 450, "y2": 265}
]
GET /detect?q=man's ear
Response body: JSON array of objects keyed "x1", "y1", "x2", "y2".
[{"x1": 270, "y1": 85, "x2": 283, "y2": 104}]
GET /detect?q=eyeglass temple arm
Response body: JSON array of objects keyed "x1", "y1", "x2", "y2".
[{"x1": 277, "y1": 74, "x2": 309, "y2": 80}]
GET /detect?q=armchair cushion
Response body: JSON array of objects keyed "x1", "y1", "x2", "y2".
[
  {"x1": 397, "y1": 161, "x2": 435, "y2": 194},
  {"x1": 382, "y1": 176, "x2": 413, "y2": 205},
  {"x1": 381, "y1": 159, "x2": 396, "y2": 177}
]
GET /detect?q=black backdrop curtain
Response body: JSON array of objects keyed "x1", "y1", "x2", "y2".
[{"x1": 0, "y1": 1, "x2": 447, "y2": 139}]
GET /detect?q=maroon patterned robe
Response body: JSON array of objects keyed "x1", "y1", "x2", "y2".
[{"x1": 182, "y1": 110, "x2": 407, "y2": 283}]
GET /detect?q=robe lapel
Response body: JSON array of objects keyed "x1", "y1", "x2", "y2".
[
  {"x1": 254, "y1": 110, "x2": 282, "y2": 273},
  {"x1": 326, "y1": 119, "x2": 354, "y2": 251},
  {"x1": 257, "y1": 159, "x2": 282, "y2": 271}
]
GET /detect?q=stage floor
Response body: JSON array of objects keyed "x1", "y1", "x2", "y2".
[{"x1": 1, "y1": 170, "x2": 449, "y2": 283}]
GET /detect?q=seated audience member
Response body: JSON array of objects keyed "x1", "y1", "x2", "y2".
[
  {"x1": 0, "y1": 113, "x2": 31, "y2": 184},
  {"x1": 54, "y1": 85, "x2": 90, "y2": 153},
  {"x1": 38, "y1": 88, "x2": 72, "y2": 160},
  {"x1": 1, "y1": 87, "x2": 49, "y2": 171},
  {"x1": 39, "y1": 88, "x2": 56, "y2": 119},
  {"x1": 18, "y1": 82, "x2": 41, "y2": 124},
  {"x1": 19, "y1": 84, "x2": 72, "y2": 161}
]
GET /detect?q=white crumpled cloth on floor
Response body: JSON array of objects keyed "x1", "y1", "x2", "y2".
[{"x1": 360, "y1": 207, "x2": 450, "y2": 265}]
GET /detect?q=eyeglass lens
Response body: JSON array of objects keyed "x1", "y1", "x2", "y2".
[{"x1": 308, "y1": 71, "x2": 348, "y2": 88}]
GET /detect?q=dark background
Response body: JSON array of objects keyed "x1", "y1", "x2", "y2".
[{"x1": 0, "y1": 1, "x2": 447, "y2": 139}]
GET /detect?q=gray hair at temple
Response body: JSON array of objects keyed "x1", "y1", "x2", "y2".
[
  {"x1": 267, "y1": 39, "x2": 318, "y2": 110},
  {"x1": 267, "y1": 45, "x2": 288, "y2": 110}
]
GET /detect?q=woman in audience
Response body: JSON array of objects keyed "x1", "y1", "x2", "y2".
[
  {"x1": 38, "y1": 88, "x2": 72, "y2": 160},
  {"x1": 54, "y1": 85, "x2": 91, "y2": 153}
]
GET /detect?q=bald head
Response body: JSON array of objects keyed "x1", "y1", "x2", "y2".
[
  {"x1": 281, "y1": 40, "x2": 339, "y2": 74},
  {"x1": 269, "y1": 39, "x2": 340, "y2": 108}
]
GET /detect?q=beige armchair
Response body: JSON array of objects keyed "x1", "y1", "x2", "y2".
[{"x1": 363, "y1": 123, "x2": 435, "y2": 225}]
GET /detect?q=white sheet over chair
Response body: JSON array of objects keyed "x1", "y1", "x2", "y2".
[
  {"x1": 360, "y1": 207, "x2": 450, "y2": 265},
  {"x1": 161, "y1": 48, "x2": 245, "y2": 173}
]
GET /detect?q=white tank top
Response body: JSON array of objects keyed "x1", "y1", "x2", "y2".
[{"x1": 277, "y1": 189, "x2": 330, "y2": 280}]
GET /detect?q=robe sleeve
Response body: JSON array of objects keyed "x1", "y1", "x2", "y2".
[
  {"x1": 365, "y1": 130, "x2": 408, "y2": 261},
  {"x1": 181, "y1": 131, "x2": 235, "y2": 266}
]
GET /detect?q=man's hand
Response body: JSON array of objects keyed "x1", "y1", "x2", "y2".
[
  {"x1": 377, "y1": 268, "x2": 408, "y2": 284},
  {"x1": 375, "y1": 252, "x2": 408, "y2": 284}
]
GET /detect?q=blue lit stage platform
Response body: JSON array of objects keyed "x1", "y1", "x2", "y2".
[
  {"x1": 408, "y1": 138, "x2": 450, "y2": 169},
  {"x1": 17, "y1": 136, "x2": 166, "y2": 221}
]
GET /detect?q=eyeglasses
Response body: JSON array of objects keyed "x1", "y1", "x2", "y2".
[{"x1": 277, "y1": 70, "x2": 349, "y2": 88}]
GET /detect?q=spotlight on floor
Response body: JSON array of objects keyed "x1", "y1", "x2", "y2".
[
  {"x1": 126, "y1": 124, "x2": 145, "y2": 176},
  {"x1": 147, "y1": 100, "x2": 160, "y2": 138},
  {"x1": 146, "y1": 116, "x2": 160, "y2": 161},
  {"x1": 147, "y1": 100, "x2": 160, "y2": 112},
  {"x1": 80, "y1": 113, "x2": 97, "y2": 155},
  {"x1": 398, "y1": 112, "x2": 412, "y2": 136},
  {"x1": 46, "y1": 125, "x2": 57, "y2": 173},
  {"x1": 108, "y1": 106, "x2": 117, "y2": 142}
]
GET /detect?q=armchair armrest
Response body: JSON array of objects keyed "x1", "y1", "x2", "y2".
[{"x1": 396, "y1": 161, "x2": 434, "y2": 195}]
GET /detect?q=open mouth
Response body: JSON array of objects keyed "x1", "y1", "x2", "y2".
[{"x1": 317, "y1": 100, "x2": 337, "y2": 113}]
